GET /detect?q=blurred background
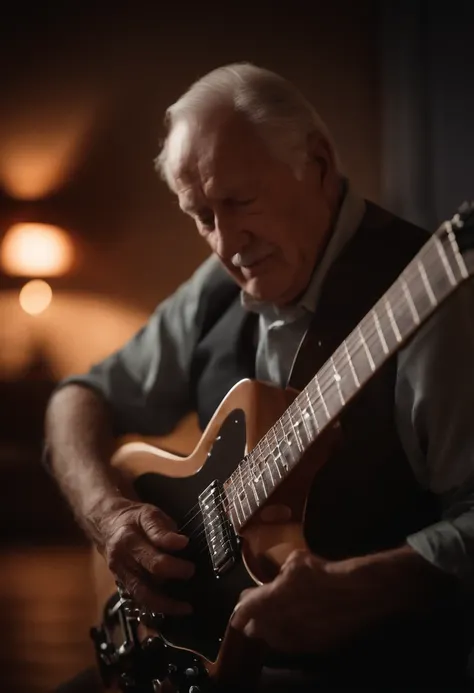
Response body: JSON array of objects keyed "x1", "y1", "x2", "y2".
[{"x1": 0, "y1": 1, "x2": 473, "y2": 691}]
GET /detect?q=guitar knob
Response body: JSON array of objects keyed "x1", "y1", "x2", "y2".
[{"x1": 185, "y1": 666, "x2": 199, "y2": 679}]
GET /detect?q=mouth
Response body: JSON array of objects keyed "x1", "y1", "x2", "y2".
[{"x1": 240, "y1": 254, "x2": 273, "y2": 276}]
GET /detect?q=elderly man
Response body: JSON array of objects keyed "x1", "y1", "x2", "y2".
[{"x1": 46, "y1": 63, "x2": 474, "y2": 692}]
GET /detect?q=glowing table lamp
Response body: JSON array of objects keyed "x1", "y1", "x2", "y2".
[{"x1": 0, "y1": 222, "x2": 75, "y2": 315}]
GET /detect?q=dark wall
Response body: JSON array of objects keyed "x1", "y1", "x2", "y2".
[{"x1": 379, "y1": 0, "x2": 474, "y2": 229}]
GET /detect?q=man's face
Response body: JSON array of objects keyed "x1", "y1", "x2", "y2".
[{"x1": 169, "y1": 113, "x2": 339, "y2": 305}]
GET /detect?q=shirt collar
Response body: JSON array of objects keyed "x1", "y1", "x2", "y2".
[{"x1": 241, "y1": 178, "x2": 366, "y2": 320}]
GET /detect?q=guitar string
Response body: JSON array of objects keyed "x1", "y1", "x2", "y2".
[
  {"x1": 174, "y1": 230, "x2": 465, "y2": 551},
  {"x1": 200, "y1": 236, "x2": 469, "y2": 557},
  {"x1": 190, "y1": 280, "x2": 467, "y2": 560},
  {"x1": 176, "y1": 230, "x2": 464, "y2": 550},
  {"x1": 222, "y1": 227, "x2": 466, "y2": 514},
  {"x1": 180, "y1": 269, "x2": 455, "y2": 558},
  {"x1": 195, "y1": 225, "x2": 471, "y2": 548}
]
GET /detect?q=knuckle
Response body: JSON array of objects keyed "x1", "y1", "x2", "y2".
[
  {"x1": 152, "y1": 552, "x2": 170, "y2": 575},
  {"x1": 138, "y1": 504, "x2": 162, "y2": 525},
  {"x1": 126, "y1": 575, "x2": 142, "y2": 599},
  {"x1": 106, "y1": 543, "x2": 123, "y2": 574},
  {"x1": 106, "y1": 530, "x2": 135, "y2": 572}
]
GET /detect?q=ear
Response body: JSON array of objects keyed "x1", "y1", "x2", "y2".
[{"x1": 306, "y1": 131, "x2": 338, "y2": 190}]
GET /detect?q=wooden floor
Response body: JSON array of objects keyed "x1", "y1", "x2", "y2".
[{"x1": 0, "y1": 545, "x2": 97, "y2": 693}]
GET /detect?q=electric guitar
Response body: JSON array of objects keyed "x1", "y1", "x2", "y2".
[{"x1": 91, "y1": 203, "x2": 474, "y2": 693}]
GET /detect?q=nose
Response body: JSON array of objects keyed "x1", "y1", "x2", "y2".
[{"x1": 212, "y1": 212, "x2": 249, "y2": 260}]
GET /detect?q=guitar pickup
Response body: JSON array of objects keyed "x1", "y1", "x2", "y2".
[{"x1": 199, "y1": 480, "x2": 238, "y2": 575}]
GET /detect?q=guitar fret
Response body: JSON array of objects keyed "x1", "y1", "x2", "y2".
[
  {"x1": 238, "y1": 464, "x2": 252, "y2": 518},
  {"x1": 401, "y1": 278, "x2": 420, "y2": 325},
  {"x1": 272, "y1": 424, "x2": 286, "y2": 475},
  {"x1": 253, "y1": 454, "x2": 269, "y2": 500},
  {"x1": 434, "y1": 235, "x2": 457, "y2": 287},
  {"x1": 270, "y1": 425, "x2": 287, "y2": 477},
  {"x1": 446, "y1": 223, "x2": 469, "y2": 278},
  {"x1": 242, "y1": 458, "x2": 258, "y2": 511},
  {"x1": 344, "y1": 339, "x2": 360, "y2": 387},
  {"x1": 384, "y1": 297, "x2": 402, "y2": 342},
  {"x1": 249, "y1": 473, "x2": 259, "y2": 505},
  {"x1": 358, "y1": 324, "x2": 376, "y2": 370},
  {"x1": 263, "y1": 443, "x2": 276, "y2": 488},
  {"x1": 226, "y1": 479, "x2": 243, "y2": 529},
  {"x1": 330, "y1": 355, "x2": 345, "y2": 405},
  {"x1": 232, "y1": 474, "x2": 245, "y2": 522},
  {"x1": 257, "y1": 443, "x2": 282, "y2": 488},
  {"x1": 305, "y1": 388, "x2": 320, "y2": 433},
  {"x1": 297, "y1": 397, "x2": 313, "y2": 445},
  {"x1": 273, "y1": 454, "x2": 283, "y2": 479},
  {"x1": 280, "y1": 416, "x2": 299, "y2": 467},
  {"x1": 417, "y1": 259, "x2": 437, "y2": 306},
  {"x1": 289, "y1": 408, "x2": 304, "y2": 453},
  {"x1": 253, "y1": 442, "x2": 266, "y2": 496},
  {"x1": 371, "y1": 309, "x2": 389, "y2": 354},
  {"x1": 233, "y1": 498, "x2": 243, "y2": 527},
  {"x1": 316, "y1": 377, "x2": 330, "y2": 419}
]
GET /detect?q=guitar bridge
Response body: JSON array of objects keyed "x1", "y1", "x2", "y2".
[{"x1": 199, "y1": 479, "x2": 238, "y2": 576}]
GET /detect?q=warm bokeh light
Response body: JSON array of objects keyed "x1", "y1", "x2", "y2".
[
  {"x1": 0, "y1": 102, "x2": 98, "y2": 199},
  {"x1": 19, "y1": 280, "x2": 53, "y2": 315},
  {"x1": 0, "y1": 223, "x2": 74, "y2": 277}
]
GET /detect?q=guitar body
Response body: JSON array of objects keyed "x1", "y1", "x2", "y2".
[{"x1": 99, "y1": 378, "x2": 338, "y2": 688}]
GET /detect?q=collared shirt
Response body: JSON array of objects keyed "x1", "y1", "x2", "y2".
[
  {"x1": 63, "y1": 182, "x2": 474, "y2": 588},
  {"x1": 241, "y1": 182, "x2": 366, "y2": 387}
]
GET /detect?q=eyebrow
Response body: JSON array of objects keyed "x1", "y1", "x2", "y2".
[
  {"x1": 179, "y1": 183, "x2": 257, "y2": 215},
  {"x1": 180, "y1": 200, "x2": 206, "y2": 216}
]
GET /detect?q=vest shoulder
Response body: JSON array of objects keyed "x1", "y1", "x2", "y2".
[{"x1": 363, "y1": 200, "x2": 427, "y2": 232}]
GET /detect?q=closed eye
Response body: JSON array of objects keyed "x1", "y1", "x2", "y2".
[
  {"x1": 232, "y1": 197, "x2": 256, "y2": 206},
  {"x1": 196, "y1": 212, "x2": 215, "y2": 228}
]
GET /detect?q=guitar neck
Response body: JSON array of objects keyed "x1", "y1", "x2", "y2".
[{"x1": 226, "y1": 217, "x2": 471, "y2": 529}]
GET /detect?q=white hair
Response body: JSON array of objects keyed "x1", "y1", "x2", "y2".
[{"x1": 155, "y1": 62, "x2": 341, "y2": 188}]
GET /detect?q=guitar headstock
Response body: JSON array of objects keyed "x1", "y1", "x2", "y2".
[{"x1": 448, "y1": 201, "x2": 474, "y2": 254}]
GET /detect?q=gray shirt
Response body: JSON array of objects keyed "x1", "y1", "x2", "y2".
[{"x1": 64, "y1": 183, "x2": 474, "y2": 588}]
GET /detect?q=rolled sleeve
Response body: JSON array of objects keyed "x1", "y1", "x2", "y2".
[
  {"x1": 58, "y1": 255, "x2": 222, "y2": 437},
  {"x1": 396, "y1": 276, "x2": 474, "y2": 586}
]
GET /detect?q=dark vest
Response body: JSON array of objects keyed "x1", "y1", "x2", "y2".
[{"x1": 189, "y1": 202, "x2": 470, "y2": 684}]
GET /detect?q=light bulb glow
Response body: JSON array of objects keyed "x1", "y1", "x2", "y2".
[
  {"x1": 1, "y1": 223, "x2": 74, "y2": 277},
  {"x1": 19, "y1": 280, "x2": 53, "y2": 315}
]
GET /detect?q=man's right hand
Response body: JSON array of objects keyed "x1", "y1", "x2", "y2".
[{"x1": 96, "y1": 498, "x2": 195, "y2": 616}]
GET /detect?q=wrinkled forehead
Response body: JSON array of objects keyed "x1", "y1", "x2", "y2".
[{"x1": 166, "y1": 114, "x2": 268, "y2": 198}]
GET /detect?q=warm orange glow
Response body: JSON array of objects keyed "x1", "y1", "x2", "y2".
[
  {"x1": 0, "y1": 101, "x2": 98, "y2": 199},
  {"x1": 19, "y1": 280, "x2": 53, "y2": 315},
  {"x1": 1, "y1": 223, "x2": 74, "y2": 277}
]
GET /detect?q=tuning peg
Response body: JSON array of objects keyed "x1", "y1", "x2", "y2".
[{"x1": 456, "y1": 201, "x2": 474, "y2": 221}]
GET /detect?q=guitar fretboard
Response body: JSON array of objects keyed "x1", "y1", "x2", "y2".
[{"x1": 224, "y1": 220, "x2": 470, "y2": 531}]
